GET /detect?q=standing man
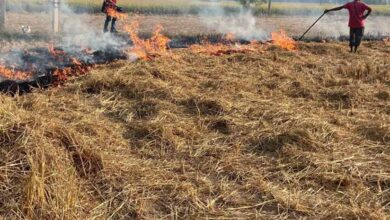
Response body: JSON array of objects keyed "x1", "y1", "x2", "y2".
[
  {"x1": 102, "y1": 0, "x2": 118, "y2": 33},
  {"x1": 325, "y1": 0, "x2": 372, "y2": 53}
]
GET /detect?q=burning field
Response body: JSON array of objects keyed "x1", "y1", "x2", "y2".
[
  {"x1": 0, "y1": 21, "x2": 297, "y2": 93},
  {"x1": 0, "y1": 14, "x2": 390, "y2": 219}
]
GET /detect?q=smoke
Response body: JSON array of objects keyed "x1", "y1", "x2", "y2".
[
  {"x1": 197, "y1": 0, "x2": 269, "y2": 41},
  {"x1": 0, "y1": 1, "x2": 131, "y2": 83},
  {"x1": 193, "y1": 0, "x2": 389, "y2": 40},
  {"x1": 275, "y1": 1, "x2": 390, "y2": 38},
  {"x1": 59, "y1": 1, "x2": 127, "y2": 52},
  {"x1": 6, "y1": 0, "x2": 50, "y2": 13},
  {"x1": 313, "y1": 14, "x2": 390, "y2": 38}
]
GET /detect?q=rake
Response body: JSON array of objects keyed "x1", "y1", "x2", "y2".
[{"x1": 299, "y1": 13, "x2": 326, "y2": 41}]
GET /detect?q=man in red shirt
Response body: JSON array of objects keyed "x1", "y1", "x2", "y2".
[
  {"x1": 325, "y1": 0, "x2": 372, "y2": 53},
  {"x1": 101, "y1": 0, "x2": 118, "y2": 33}
]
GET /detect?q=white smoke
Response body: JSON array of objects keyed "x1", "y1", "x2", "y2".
[
  {"x1": 0, "y1": 1, "x2": 131, "y2": 83},
  {"x1": 197, "y1": 1, "x2": 269, "y2": 41},
  {"x1": 280, "y1": 2, "x2": 390, "y2": 39},
  {"x1": 312, "y1": 14, "x2": 390, "y2": 38},
  {"x1": 59, "y1": 1, "x2": 127, "y2": 51},
  {"x1": 5, "y1": 0, "x2": 50, "y2": 13},
  {"x1": 194, "y1": 1, "x2": 389, "y2": 40}
]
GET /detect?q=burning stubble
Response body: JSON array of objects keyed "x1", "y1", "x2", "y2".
[
  {"x1": 271, "y1": 30, "x2": 297, "y2": 51},
  {"x1": 0, "y1": 0, "x2": 300, "y2": 92},
  {"x1": 0, "y1": 66, "x2": 31, "y2": 81},
  {"x1": 0, "y1": 28, "x2": 298, "y2": 91},
  {"x1": 0, "y1": 1, "x2": 172, "y2": 90},
  {"x1": 123, "y1": 21, "x2": 171, "y2": 61}
]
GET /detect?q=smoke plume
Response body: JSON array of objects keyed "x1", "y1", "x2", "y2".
[
  {"x1": 197, "y1": 0, "x2": 269, "y2": 41},
  {"x1": 59, "y1": 1, "x2": 127, "y2": 52}
]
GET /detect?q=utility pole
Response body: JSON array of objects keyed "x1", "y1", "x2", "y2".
[
  {"x1": 52, "y1": 0, "x2": 60, "y2": 33},
  {"x1": 0, "y1": 0, "x2": 5, "y2": 31},
  {"x1": 267, "y1": 0, "x2": 272, "y2": 16}
]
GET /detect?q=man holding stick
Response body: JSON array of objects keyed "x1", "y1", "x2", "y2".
[{"x1": 325, "y1": 0, "x2": 372, "y2": 53}]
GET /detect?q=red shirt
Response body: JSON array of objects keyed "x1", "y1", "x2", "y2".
[{"x1": 343, "y1": 1, "x2": 370, "y2": 28}]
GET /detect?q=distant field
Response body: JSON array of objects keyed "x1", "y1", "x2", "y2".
[
  {"x1": 3, "y1": 12, "x2": 390, "y2": 41},
  {"x1": 6, "y1": 0, "x2": 390, "y2": 16},
  {"x1": 265, "y1": 2, "x2": 390, "y2": 15}
]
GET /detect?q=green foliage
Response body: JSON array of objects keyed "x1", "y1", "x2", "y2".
[{"x1": 238, "y1": 0, "x2": 267, "y2": 9}]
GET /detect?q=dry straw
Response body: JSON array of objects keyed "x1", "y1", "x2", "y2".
[{"x1": 0, "y1": 41, "x2": 389, "y2": 219}]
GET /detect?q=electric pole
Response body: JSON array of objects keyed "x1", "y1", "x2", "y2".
[
  {"x1": 267, "y1": 0, "x2": 272, "y2": 16},
  {"x1": 52, "y1": 0, "x2": 60, "y2": 33},
  {"x1": 0, "y1": 0, "x2": 5, "y2": 31}
]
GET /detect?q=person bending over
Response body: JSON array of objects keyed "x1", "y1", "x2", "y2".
[{"x1": 325, "y1": 0, "x2": 372, "y2": 53}]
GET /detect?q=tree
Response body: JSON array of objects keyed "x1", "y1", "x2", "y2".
[
  {"x1": 238, "y1": 0, "x2": 266, "y2": 9},
  {"x1": 268, "y1": 0, "x2": 272, "y2": 15},
  {"x1": 238, "y1": 0, "x2": 272, "y2": 15}
]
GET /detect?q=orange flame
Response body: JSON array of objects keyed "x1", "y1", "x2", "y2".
[
  {"x1": 48, "y1": 44, "x2": 66, "y2": 58},
  {"x1": 0, "y1": 65, "x2": 32, "y2": 81},
  {"x1": 123, "y1": 21, "x2": 171, "y2": 60},
  {"x1": 107, "y1": 8, "x2": 128, "y2": 20},
  {"x1": 223, "y1": 33, "x2": 235, "y2": 42},
  {"x1": 48, "y1": 44, "x2": 67, "y2": 66},
  {"x1": 52, "y1": 68, "x2": 70, "y2": 83},
  {"x1": 48, "y1": 43, "x2": 93, "y2": 85},
  {"x1": 271, "y1": 30, "x2": 297, "y2": 51},
  {"x1": 52, "y1": 59, "x2": 91, "y2": 85}
]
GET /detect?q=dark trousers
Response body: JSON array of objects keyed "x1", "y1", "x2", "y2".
[
  {"x1": 104, "y1": 16, "x2": 117, "y2": 33},
  {"x1": 349, "y1": 27, "x2": 364, "y2": 48}
]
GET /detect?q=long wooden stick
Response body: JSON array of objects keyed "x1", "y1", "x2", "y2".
[{"x1": 299, "y1": 13, "x2": 325, "y2": 41}]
